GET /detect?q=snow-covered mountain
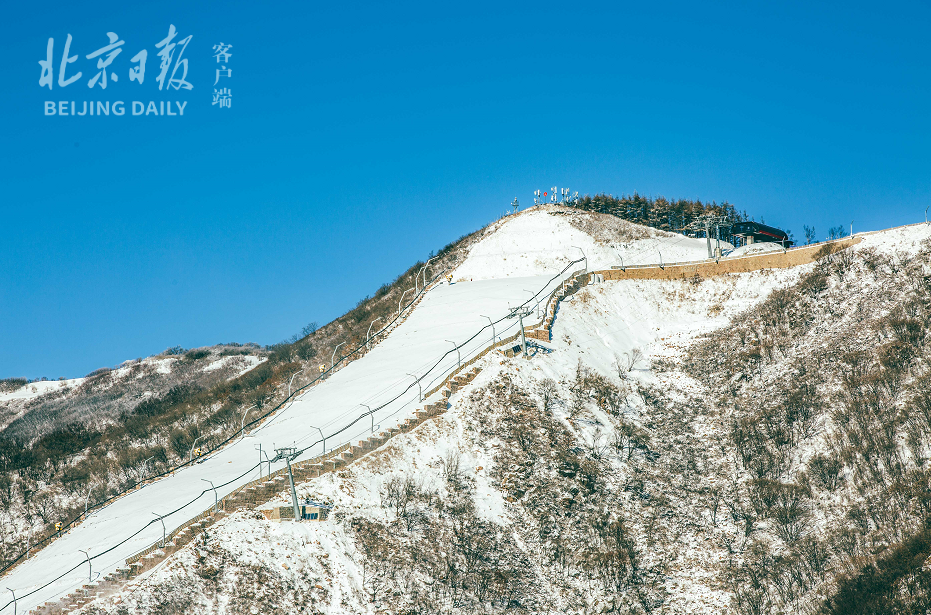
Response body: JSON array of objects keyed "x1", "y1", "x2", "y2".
[
  {"x1": 4, "y1": 207, "x2": 931, "y2": 615},
  {"x1": 0, "y1": 347, "x2": 266, "y2": 438}
]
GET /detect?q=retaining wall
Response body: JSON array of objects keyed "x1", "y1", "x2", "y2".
[{"x1": 597, "y1": 236, "x2": 861, "y2": 281}]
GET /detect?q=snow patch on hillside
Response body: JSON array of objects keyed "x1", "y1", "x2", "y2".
[
  {"x1": 727, "y1": 241, "x2": 785, "y2": 257},
  {"x1": 0, "y1": 378, "x2": 85, "y2": 403},
  {"x1": 203, "y1": 354, "x2": 264, "y2": 379},
  {"x1": 88, "y1": 511, "x2": 360, "y2": 614},
  {"x1": 153, "y1": 358, "x2": 176, "y2": 374},
  {"x1": 858, "y1": 222, "x2": 931, "y2": 255},
  {"x1": 454, "y1": 208, "x2": 729, "y2": 281}
]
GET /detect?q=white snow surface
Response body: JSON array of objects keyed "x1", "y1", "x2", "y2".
[
  {"x1": 203, "y1": 354, "x2": 264, "y2": 377},
  {"x1": 454, "y1": 208, "x2": 727, "y2": 280}
]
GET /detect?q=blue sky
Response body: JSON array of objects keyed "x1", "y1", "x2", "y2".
[{"x1": 1, "y1": 1, "x2": 929, "y2": 379}]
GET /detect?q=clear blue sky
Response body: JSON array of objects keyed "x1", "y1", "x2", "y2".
[{"x1": 1, "y1": 1, "x2": 929, "y2": 379}]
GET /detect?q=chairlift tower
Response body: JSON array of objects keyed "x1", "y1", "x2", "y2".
[
  {"x1": 508, "y1": 305, "x2": 534, "y2": 357},
  {"x1": 686, "y1": 214, "x2": 730, "y2": 258},
  {"x1": 273, "y1": 447, "x2": 301, "y2": 521}
]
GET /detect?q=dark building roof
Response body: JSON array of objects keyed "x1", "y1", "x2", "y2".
[{"x1": 731, "y1": 221, "x2": 794, "y2": 246}]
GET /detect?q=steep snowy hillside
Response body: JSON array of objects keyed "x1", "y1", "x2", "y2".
[
  {"x1": 0, "y1": 209, "x2": 589, "y2": 614},
  {"x1": 6, "y1": 208, "x2": 928, "y2": 615},
  {"x1": 677, "y1": 224, "x2": 931, "y2": 614},
  {"x1": 88, "y1": 262, "x2": 801, "y2": 615}
]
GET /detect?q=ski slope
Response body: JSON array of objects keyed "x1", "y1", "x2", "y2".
[
  {"x1": 0, "y1": 272, "x2": 572, "y2": 614},
  {"x1": 1, "y1": 208, "x2": 727, "y2": 613}
]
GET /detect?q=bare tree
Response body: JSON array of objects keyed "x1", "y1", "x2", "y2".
[
  {"x1": 352, "y1": 518, "x2": 399, "y2": 603},
  {"x1": 623, "y1": 348, "x2": 644, "y2": 372},
  {"x1": 586, "y1": 429, "x2": 611, "y2": 459},
  {"x1": 440, "y1": 449, "x2": 464, "y2": 487},
  {"x1": 827, "y1": 225, "x2": 847, "y2": 240},
  {"x1": 612, "y1": 422, "x2": 644, "y2": 461},
  {"x1": 570, "y1": 361, "x2": 589, "y2": 418},
  {"x1": 803, "y1": 225, "x2": 816, "y2": 245},
  {"x1": 539, "y1": 378, "x2": 559, "y2": 412}
]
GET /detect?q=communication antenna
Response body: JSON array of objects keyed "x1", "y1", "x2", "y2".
[
  {"x1": 551, "y1": 186, "x2": 557, "y2": 203},
  {"x1": 511, "y1": 197, "x2": 520, "y2": 214}
]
